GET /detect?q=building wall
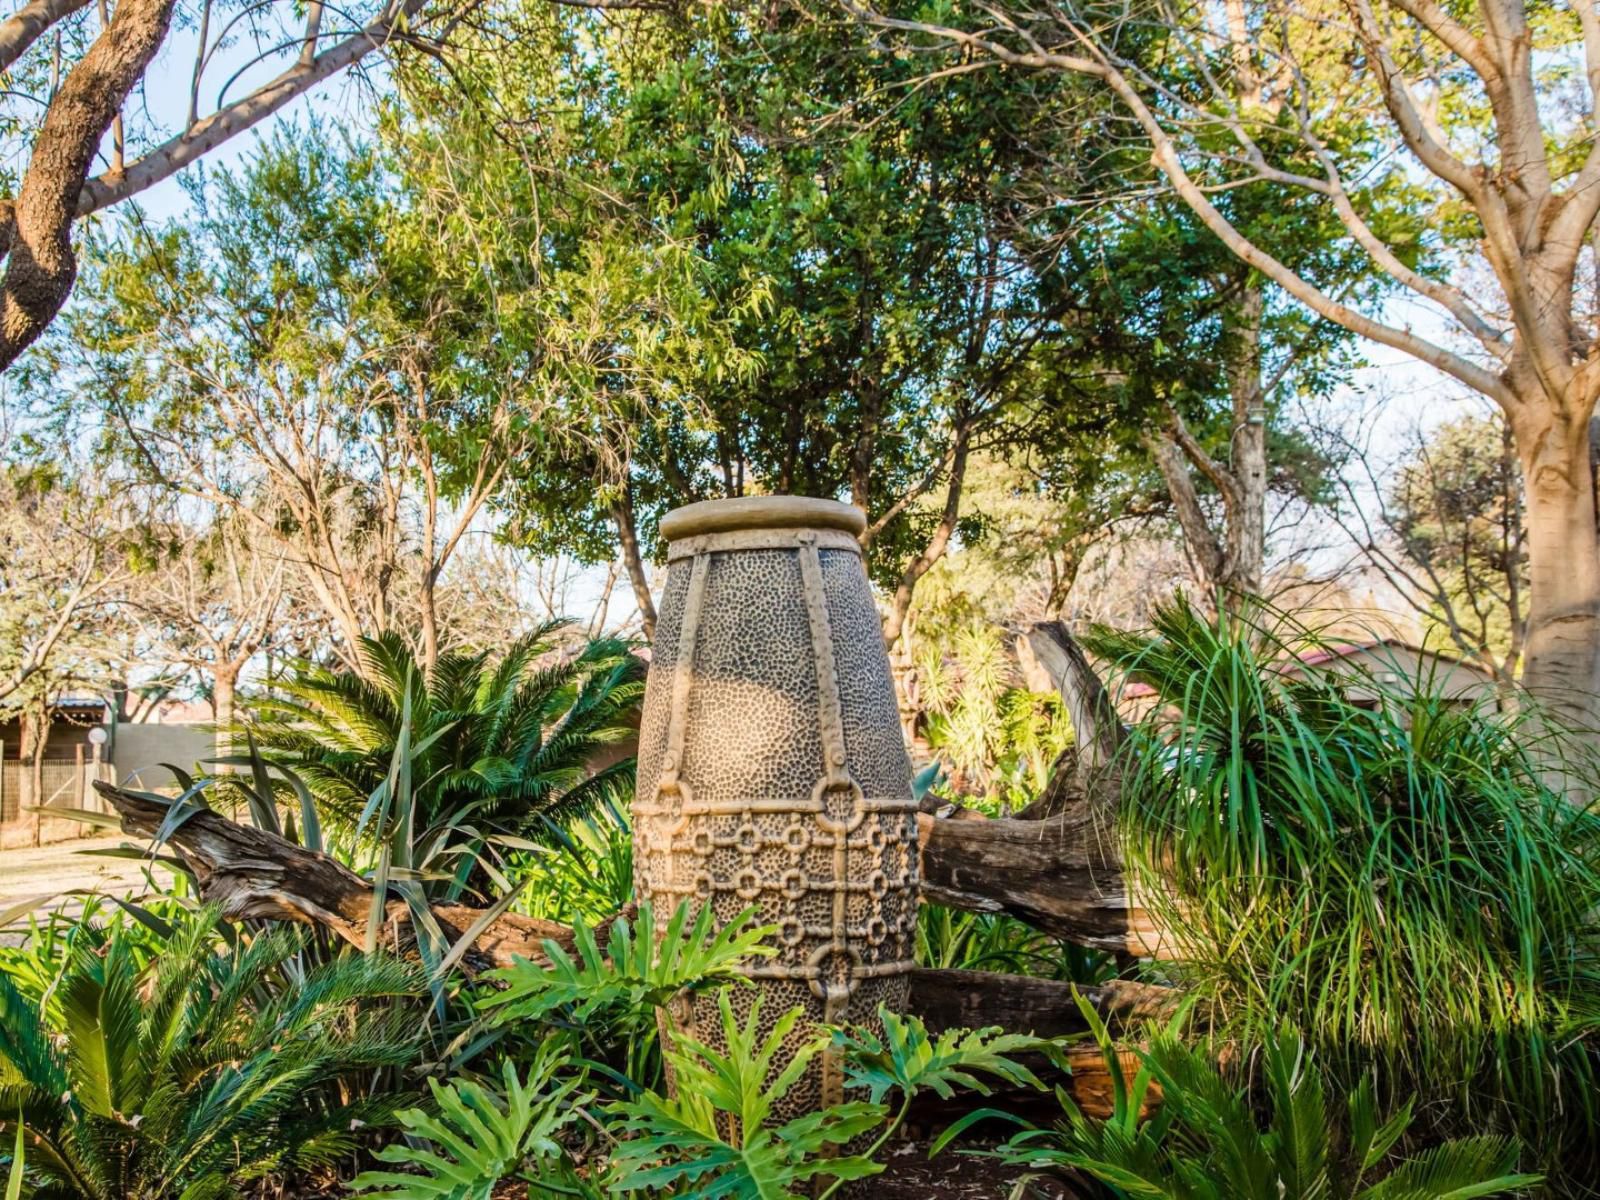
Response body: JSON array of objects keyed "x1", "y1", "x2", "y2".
[
  {"x1": 1319, "y1": 645, "x2": 1495, "y2": 706},
  {"x1": 112, "y1": 724, "x2": 217, "y2": 789}
]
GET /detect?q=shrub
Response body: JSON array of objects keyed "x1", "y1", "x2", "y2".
[
  {"x1": 992, "y1": 999, "x2": 1540, "y2": 1199},
  {"x1": 248, "y1": 622, "x2": 643, "y2": 846},
  {"x1": 1085, "y1": 599, "x2": 1600, "y2": 1180},
  {"x1": 0, "y1": 908, "x2": 424, "y2": 1199}
]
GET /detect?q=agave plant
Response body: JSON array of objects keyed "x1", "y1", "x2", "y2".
[
  {"x1": 248, "y1": 622, "x2": 643, "y2": 847},
  {"x1": 0, "y1": 908, "x2": 424, "y2": 1199}
]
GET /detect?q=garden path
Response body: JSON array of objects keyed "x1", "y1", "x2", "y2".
[{"x1": 0, "y1": 835, "x2": 177, "y2": 942}]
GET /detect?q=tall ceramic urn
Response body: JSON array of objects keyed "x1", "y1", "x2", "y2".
[{"x1": 634, "y1": 496, "x2": 919, "y2": 1116}]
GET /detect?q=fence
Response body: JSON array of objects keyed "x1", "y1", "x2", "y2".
[{"x1": 0, "y1": 741, "x2": 114, "y2": 848}]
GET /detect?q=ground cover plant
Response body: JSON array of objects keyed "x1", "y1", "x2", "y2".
[{"x1": 990, "y1": 1000, "x2": 1542, "y2": 1200}]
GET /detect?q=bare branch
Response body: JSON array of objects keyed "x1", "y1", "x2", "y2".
[{"x1": 0, "y1": 0, "x2": 91, "y2": 74}]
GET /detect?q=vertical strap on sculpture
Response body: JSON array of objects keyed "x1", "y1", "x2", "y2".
[
  {"x1": 660, "y1": 552, "x2": 710, "y2": 1049},
  {"x1": 798, "y1": 534, "x2": 850, "y2": 791},
  {"x1": 798, "y1": 532, "x2": 852, "y2": 1108},
  {"x1": 659, "y1": 551, "x2": 711, "y2": 799}
]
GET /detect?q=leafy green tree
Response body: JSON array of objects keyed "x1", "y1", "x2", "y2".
[
  {"x1": 45, "y1": 126, "x2": 567, "y2": 673},
  {"x1": 868, "y1": 0, "x2": 1600, "y2": 731}
]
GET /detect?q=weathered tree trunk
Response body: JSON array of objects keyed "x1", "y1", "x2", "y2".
[
  {"x1": 917, "y1": 808, "x2": 1159, "y2": 955},
  {"x1": 93, "y1": 775, "x2": 1168, "y2": 994},
  {"x1": 417, "y1": 567, "x2": 441, "y2": 676},
  {"x1": 1144, "y1": 282, "x2": 1267, "y2": 616},
  {"x1": 16, "y1": 705, "x2": 45, "y2": 845},
  {"x1": 1513, "y1": 400, "x2": 1600, "y2": 733},
  {"x1": 93, "y1": 780, "x2": 608, "y2": 972},
  {"x1": 882, "y1": 425, "x2": 970, "y2": 649},
  {"x1": 212, "y1": 662, "x2": 237, "y2": 764}
]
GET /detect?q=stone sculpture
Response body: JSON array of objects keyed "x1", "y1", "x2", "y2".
[{"x1": 634, "y1": 495, "x2": 920, "y2": 1118}]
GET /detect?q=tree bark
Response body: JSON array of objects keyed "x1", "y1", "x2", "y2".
[
  {"x1": 881, "y1": 425, "x2": 970, "y2": 649},
  {"x1": 0, "y1": 0, "x2": 177, "y2": 369},
  {"x1": 16, "y1": 706, "x2": 45, "y2": 846},
  {"x1": 1143, "y1": 284, "x2": 1267, "y2": 615},
  {"x1": 212, "y1": 662, "x2": 237, "y2": 766},
  {"x1": 613, "y1": 484, "x2": 658, "y2": 641},
  {"x1": 1512, "y1": 400, "x2": 1600, "y2": 729},
  {"x1": 917, "y1": 807, "x2": 1159, "y2": 956},
  {"x1": 905, "y1": 967, "x2": 1175, "y2": 1038},
  {"x1": 0, "y1": 0, "x2": 92, "y2": 72}
]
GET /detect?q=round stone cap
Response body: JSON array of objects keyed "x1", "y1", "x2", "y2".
[{"x1": 659, "y1": 496, "x2": 867, "y2": 542}]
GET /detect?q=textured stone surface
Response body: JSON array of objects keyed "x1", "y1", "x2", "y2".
[{"x1": 635, "y1": 503, "x2": 918, "y2": 1118}]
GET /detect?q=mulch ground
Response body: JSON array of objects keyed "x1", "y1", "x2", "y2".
[
  {"x1": 253, "y1": 1140, "x2": 1091, "y2": 1198},
  {"x1": 863, "y1": 1140, "x2": 1089, "y2": 1198}
]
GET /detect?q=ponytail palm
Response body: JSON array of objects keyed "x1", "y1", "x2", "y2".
[
  {"x1": 249, "y1": 622, "x2": 643, "y2": 844},
  {"x1": 1083, "y1": 598, "x2": 1600, "y2": 1180}
]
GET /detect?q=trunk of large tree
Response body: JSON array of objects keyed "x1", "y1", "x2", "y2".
[
  {"x1": 17, "y1": 705, "x2": 45, "y2": 845},
  {"x1": 881, "y1": 426, "x2": 970, "y2": 650},
  {"x1": 1145, "y1": 283, "x2": 1267, "y2": 616},
  {"x1": 212, "y1": 663, "x2": 237, "y2": 766},
  {"x1": 418, "y1": 568, "x2": 441, "y2": 676},
  {"x1": 0, "y1": 0, "x2": 177, "y2": 368},
  {"x1": 1514, "y1": 400, "x2": 1600, "y2": 733}
]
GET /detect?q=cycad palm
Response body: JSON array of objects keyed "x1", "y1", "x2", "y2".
[
  {"x1": 249, "y1": 622, "x2": 643, "y2": 841},
  {"x1": 1003, "y1": 1018, "x2": 1539, "y2": 1199},
  {"x1": 0, "y1": 910, "x2": 422, "y2": 1198}
]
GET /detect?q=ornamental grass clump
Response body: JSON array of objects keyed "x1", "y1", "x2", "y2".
[{"x1": 1085, "y1": 599, "x2": 1600, "y2": 1182}]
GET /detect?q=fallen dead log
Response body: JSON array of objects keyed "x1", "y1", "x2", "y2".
[
  {"x1": 93, "y1": 780, "x2": 606, "y2": 972},
  {"x1": 905, "y1": 967, "x2": 1176, "y2": 1039},
  {"x1": 94, "y1": 779, "x2": 1172, "y2": 1002},
  {"x1": 916, "y1": 808, "x2": 1162, "y2": 956},
  {"x1": 914, "y1": 621, "x2": 1167, "y2": 958}
]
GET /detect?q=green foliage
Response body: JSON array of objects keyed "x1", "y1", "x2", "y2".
[
  {"x1": 840, "y1": 1008, "x2": 1041, "y2": 1108},
  {"x1": 0, "y1": 908, "x2": 424, "y2": 1199},
  {"x1": 349, "y1": 1045, "x2": 600, "y2": 1200},
  {"x1": 916, "y1": 904, "x2": 1115, "y2": 982},
  {"x1": 1084, "y1": 598, "x2": 1600, "y2": 1179},
  {"x1": 916, "y1": 619, "x2": 1074, "y2": 807},
  {"x1": 251, "y1": 625, "x2": 642, "y2": 848},
  {"x1": 610, "y1": 994, "x2": 884, "y2": 1199},
  {"x1": 485, "y1": 901, "x2": 772, "y2": 1026},
  {"x1": 1385, "y1": 414, "x2": 1526, "y2": 677},
  {"x1": 610, "y1": 996, "x2": 1038, "y2": 1199},
  {"x1": 512, "y1": 807, "x2": 636, "y2": 928},
  {"x1": 481, "y1": 901, "x2": 772, "y2": 1087},
  {"x1": 995, "y1": 1000, "x2": 1539, "y2": 1200}
]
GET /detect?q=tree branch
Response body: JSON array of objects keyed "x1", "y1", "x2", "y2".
[{"x1": 0, "y1": 0, "x2": 91, "y2": 73}]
